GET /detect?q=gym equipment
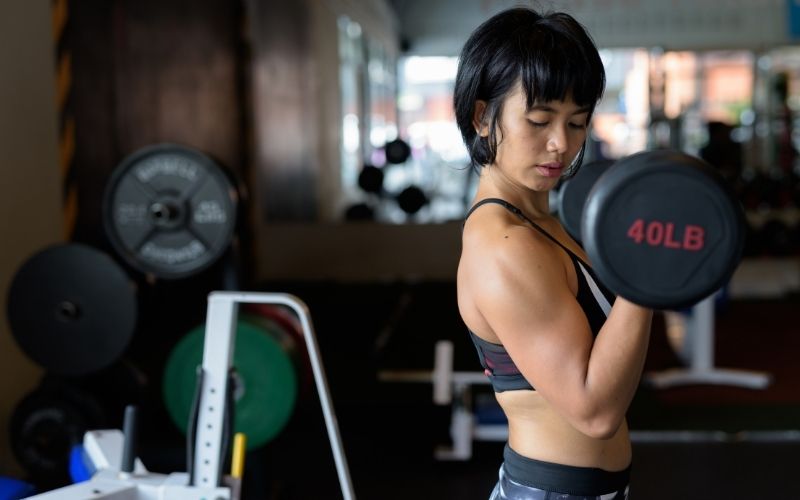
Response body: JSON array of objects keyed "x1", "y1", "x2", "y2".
[
  {"x1": 352, "y1": 138, "x2": 431, "y2": 219},
  {"x1": 556, "y1": 159, "x2": 614, "y2": 243},
  {"x1": 6, "y1": 243, "x2": 138, "y2": 375},
  {"x1": 163, "y1": 315, "x2": 298, "y2": 450},
  {"x1": 384, "y1": 138, "x2": 411, "y2": 164},
  {"x1": 26, "y1": 292, "x2": 356, "y2": 500},
  {"x1": 0, "y1": 477, "x2": 36, "y2": 499},
  {"x1": 354, "y1": 162, "x2": 430, "y2": 217},
  {"x1": 68, "y1": 444, "x2": 93, "y2": 483},
  {"x1": 557, "y1": 150, "x2": 769, "y2": 389},
  {"x1": 357, "y1": 165, "x2": 384, "y2": 194},
  {"x1": 9, "y1": 362, "x2": 148, "y2": 488},
  {"x1": 245, "y1": 303, "x2": 313, "y2": 393},
  {"x1": 647, "y1": 293, "x2": 771, "y2": 389},
  {"x1": 581, "y1": 150, "x2": 745, "y2": 310},
  {"x1": 103, "y1": 143, "x2": 239, "y2": 280},
  {"x1": 396, "y1": 185, "x2": 428, "y2": 215},
  {"x1": 244, "y1": 303, "x2": 303, "y2": 343},
  {"x1": 344, "y1": 202, "x2": 376, "y2": 221},
  {"x1": 380, "y1": 341, "x2": 499, "y2": 461},
  {"x1": 9, "y1": 381, "x2": 106, "y2": 488}
]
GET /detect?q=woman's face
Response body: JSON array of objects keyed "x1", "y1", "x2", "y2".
[{"x1": 479, "y1": 83, "x2": 590, "y2": 192}]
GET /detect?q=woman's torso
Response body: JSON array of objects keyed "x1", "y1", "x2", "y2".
[{"x1": 457, "y1": 199, "x2": 631, "y2": 472}]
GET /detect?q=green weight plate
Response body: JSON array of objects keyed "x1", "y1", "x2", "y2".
[{"x1": 163, "y1": 317, "x2": 297, "y2": 449}]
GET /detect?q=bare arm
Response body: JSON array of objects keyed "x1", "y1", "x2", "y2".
[{"x1": 465, "y1": 224, "x2": 653, "y2": 438}]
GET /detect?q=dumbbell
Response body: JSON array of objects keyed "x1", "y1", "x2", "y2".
[
  {"x1": 556, "y1": 159, "x2": 614, "y2": 244},
  {"x1": 557, "y1": 150, "x2": 745, "y2": 309},
  {"x1": 355, "y1": 147, "x2": 429, "y2": 217}
]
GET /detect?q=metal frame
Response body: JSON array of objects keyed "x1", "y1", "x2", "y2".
[{"x1": 27, "y1": 292, "x2": 356, "y2": 500}]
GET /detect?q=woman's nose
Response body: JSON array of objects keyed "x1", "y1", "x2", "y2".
[{"x1": 546, "y1": 128, "x2": 568, "y2": 154}]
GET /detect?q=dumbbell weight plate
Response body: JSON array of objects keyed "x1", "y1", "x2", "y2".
[
  {"x1": 581, "y1": 150, "x2": 745, "y2": 309},
  {"x1": 556, "y1": 159, "x2": 614, "y2": 242},
  {"x1": 384, "y1": 138, "x2": 411, "y2": 165}
]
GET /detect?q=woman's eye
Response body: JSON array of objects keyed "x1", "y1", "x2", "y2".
[
  {"x1": 528, "y1": 120, "x2": 547, "y2": 127},
  {"x1": 569, "y1": 122, "x2": 587, "y2": 129}
]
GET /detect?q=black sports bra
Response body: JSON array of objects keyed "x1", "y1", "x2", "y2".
[{"x1": 464, "y1": 198, "x2": 615, "y2": 392}]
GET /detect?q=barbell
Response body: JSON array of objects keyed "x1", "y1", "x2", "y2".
[{"x1": 556, "y1": 150, "x2": 745, "y2": 310}]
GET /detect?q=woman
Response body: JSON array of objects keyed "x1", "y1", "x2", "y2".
[{"x1": 454, "y1": 8, "x2": 653, "y2": 499}]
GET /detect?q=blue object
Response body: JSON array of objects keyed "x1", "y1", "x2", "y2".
[
  {"x1": 789, "y1": 0, "x2": 800, "y2": 39},
  {"x1": 68, "y1": 444, "x2": 94, "y2": 483},
  {"x1": 0, "y1": 477, "x2": 36, "y2": 500}
]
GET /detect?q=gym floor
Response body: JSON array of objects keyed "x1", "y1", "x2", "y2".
[{"x1": 136, "y1": 282, "x2": 798, "y2": 500}]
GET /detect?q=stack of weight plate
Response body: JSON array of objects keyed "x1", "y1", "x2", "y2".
[
  {"x1": 6, "y1": 243, "x2": 141, "y2": 488},
  {"x1": 103, "y1": 145, "x2": 306, "y2": 456},
  {"x1": 102, "y1": 144, "x2": 305, "y2": 452},
  {"x1": 5, "y1": 143, "x2": 243, "y2": 488}
]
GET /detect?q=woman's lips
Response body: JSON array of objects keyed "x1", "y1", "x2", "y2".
[{"x1": 536, "y1": 162, "x2": 564, "y2": 178}]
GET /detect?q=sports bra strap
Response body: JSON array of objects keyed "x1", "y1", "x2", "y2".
[{"x1": 465, "y1": 197, "x2": 589, "y2": 267}]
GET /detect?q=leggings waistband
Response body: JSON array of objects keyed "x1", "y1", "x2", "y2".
[{"x1": 503, "y1": 444, "x2": 630, "y2": 496}]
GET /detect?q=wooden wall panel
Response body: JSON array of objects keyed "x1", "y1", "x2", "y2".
[
  {"x1": 247, "y1": 0, "x2": 318, "y2": 221},
  {"x1": 67, "y1": 0, "x2": 117, "y2": 245},
  {"x1": 111, "y1": 0, "x2": 244, "y2": 168},
  {"x1": 68, "y1": 0, "x2": 245, "y2": 246}
]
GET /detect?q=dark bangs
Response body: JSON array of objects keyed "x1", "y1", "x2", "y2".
[
  {"x1": 453, "y1": 8, "x2": 606, "y2": 170},
  {"x1": 518, "y1": 13, "x2": 606, "y2": 114}
]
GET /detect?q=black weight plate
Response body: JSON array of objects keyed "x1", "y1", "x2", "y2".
[
  {"x1": 581, "y1": 150, "x2": 744, "y2": 309},
  {"x1": 6, "y1": 244, "x2": 138, "y2": 375},
  {"x1": 556, "y1": 159, "x2": 614, "y2": 242},
  {"x1": 41, "y1": 360, "x2": 148, "y2": 428},
  {"x1": 103, "y1": 143, "x2": 238, "y2": 279},
  {"x1": 10, "y1": 384, "x2": 105, "y2": 488}
]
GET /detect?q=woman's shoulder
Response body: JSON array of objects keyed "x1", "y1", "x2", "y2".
[
  {"x1": 461, "y1": 205, "x2": 566, "y2": 291},
  {"x1": 462, "y1": 203, "x2": 560, "y2": 262}
]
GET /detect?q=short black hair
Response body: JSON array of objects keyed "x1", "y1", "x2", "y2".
[{"x1": 454, "y1": 7, "x2": 606, "y2": 172}]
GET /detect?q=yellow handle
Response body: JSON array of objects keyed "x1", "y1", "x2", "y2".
[{"x1": 231, "y1": 432, "x2": 247, "y2": 479}]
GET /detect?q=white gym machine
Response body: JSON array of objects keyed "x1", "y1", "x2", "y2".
[
  {"x1": 646, "y1": 293, "x2": 772, "y2": 389},
  {"x1": 27, "y1": 292, "x2": 357, "y2": 500},
  {"x1": 379, "y1": 340, "x2": 496, "y2": 461}
]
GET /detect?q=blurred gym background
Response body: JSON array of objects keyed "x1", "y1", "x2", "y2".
[{"x1": 1, "y1": 1, "x2": 799, "y2": 498}]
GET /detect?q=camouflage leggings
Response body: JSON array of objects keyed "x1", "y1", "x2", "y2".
[{"x1": 488, "y1": 446, "x2": 630, "y2": 500}]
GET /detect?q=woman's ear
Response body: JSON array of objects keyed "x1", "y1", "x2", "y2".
[{"x1": 473, "y1": 100, "x2": 489, "y2": 137}]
